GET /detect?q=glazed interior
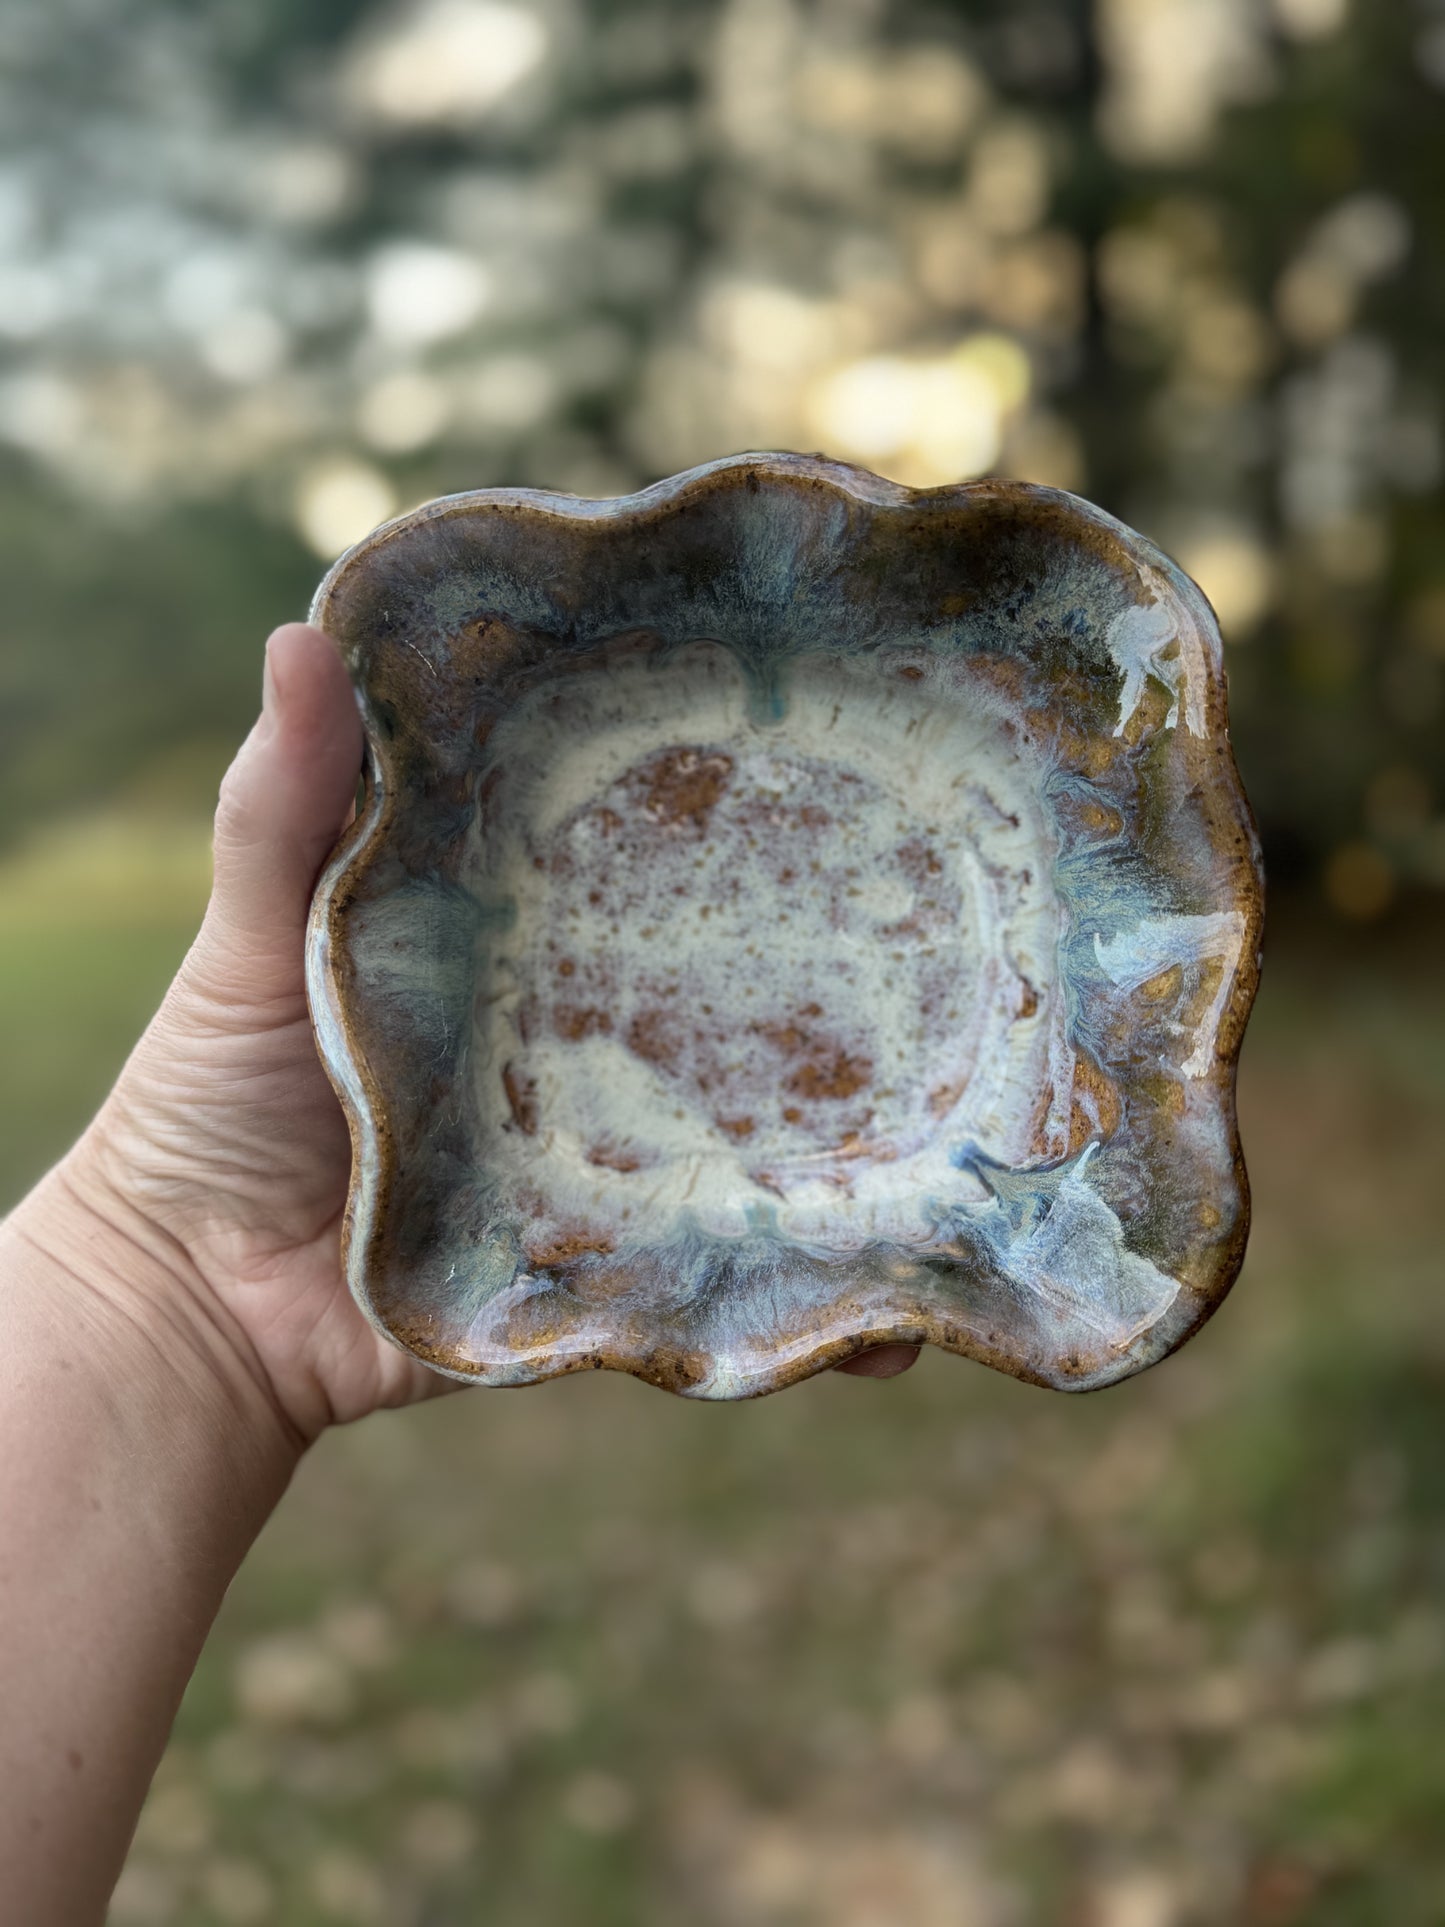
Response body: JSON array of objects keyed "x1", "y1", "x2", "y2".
[{"x1": 474, "y1": 641, "x2": 1070, "y2": 1257}]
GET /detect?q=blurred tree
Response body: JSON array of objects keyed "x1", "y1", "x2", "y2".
[{"x1": 0, "y1": 0, "x2": 1440, "y2": 905}]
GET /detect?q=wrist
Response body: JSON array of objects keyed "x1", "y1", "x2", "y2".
[{"x1": 4, "y1": 1141, "x2": 308, "y2": 1487}]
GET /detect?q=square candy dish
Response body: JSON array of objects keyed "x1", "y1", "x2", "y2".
[{"x1": 306, "y1": 452, "x2": 1263, "y2": 1399}]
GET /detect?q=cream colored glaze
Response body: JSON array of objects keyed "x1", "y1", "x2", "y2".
[{"x1": 467, "y1": 642, "x2": 1079, "y2": 1255}]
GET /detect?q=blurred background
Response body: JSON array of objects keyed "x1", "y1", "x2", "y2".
[{"x1": 2, "y1": 1, "x2": 1443, "y2": 1922}]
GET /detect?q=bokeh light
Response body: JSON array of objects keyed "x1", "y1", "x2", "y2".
[
  {"x1": 365, "y1": 243, "x2": 494, "y2": 349},
  {"x1": 1175, "y1": 528, "x2": 1275, "y2": 639},
  {"x1": 295, "y1": 459, "x2": 400, "y2": 560},
  {"x1": 344, "y1": 0, "x2": 552, "y2": 126},
  {"x1": 806, "y1": 337, "x2": 1031, "y2": 486}
]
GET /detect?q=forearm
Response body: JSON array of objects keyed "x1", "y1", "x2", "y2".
[{"x1": 0, "y1": 1155, "x2": 301, "y2": 1925}]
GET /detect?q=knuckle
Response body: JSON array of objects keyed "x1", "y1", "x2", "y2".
[{"x1": 213, "y1": 753, "x2": 261, "y2": 852}]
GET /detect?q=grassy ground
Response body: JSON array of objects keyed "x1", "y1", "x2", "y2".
[{"x1": 3, "y1": 822, "x2": 1444, "y2": 1927}]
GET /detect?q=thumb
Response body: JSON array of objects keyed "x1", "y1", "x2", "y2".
[{"x1": 204, "y1": 623, "x2": 363, "y2": 971}]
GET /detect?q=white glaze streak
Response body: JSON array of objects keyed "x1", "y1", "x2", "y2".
[
  {"x1": 1107, "y1": 560, "x2": 1211, "y2": 737},
  {"x1": 1093, "y1": 910, "x2": 1246, "y2": 1077}
]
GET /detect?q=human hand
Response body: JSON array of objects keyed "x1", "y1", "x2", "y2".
[
  {"x1": 27, "y1": 624, "x2": 447, "y2": 1448},
  {"x1": 34, "y1": 625, "x2": 913, "y2": 1453}
]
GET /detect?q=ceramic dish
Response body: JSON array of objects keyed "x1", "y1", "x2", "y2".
[{"x1": 305, "y1": 452, "x2": 1263, "y2": 1398}]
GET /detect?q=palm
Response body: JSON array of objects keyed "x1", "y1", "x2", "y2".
[{"x1": 142, "y1": 978, "x2": 450, "y2": 1433}]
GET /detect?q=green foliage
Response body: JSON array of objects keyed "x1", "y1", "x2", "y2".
[
  {"x1": 1, "y1": 0, "x2": 1442, "y2": 902},
  {"x1": 0, "y1": 463, "x2": 317, "y2": 841}
]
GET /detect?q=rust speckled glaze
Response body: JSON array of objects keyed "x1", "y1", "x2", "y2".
[{"x1": 305, "y1": 452, "x2": 1264, "y2": 1398}]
